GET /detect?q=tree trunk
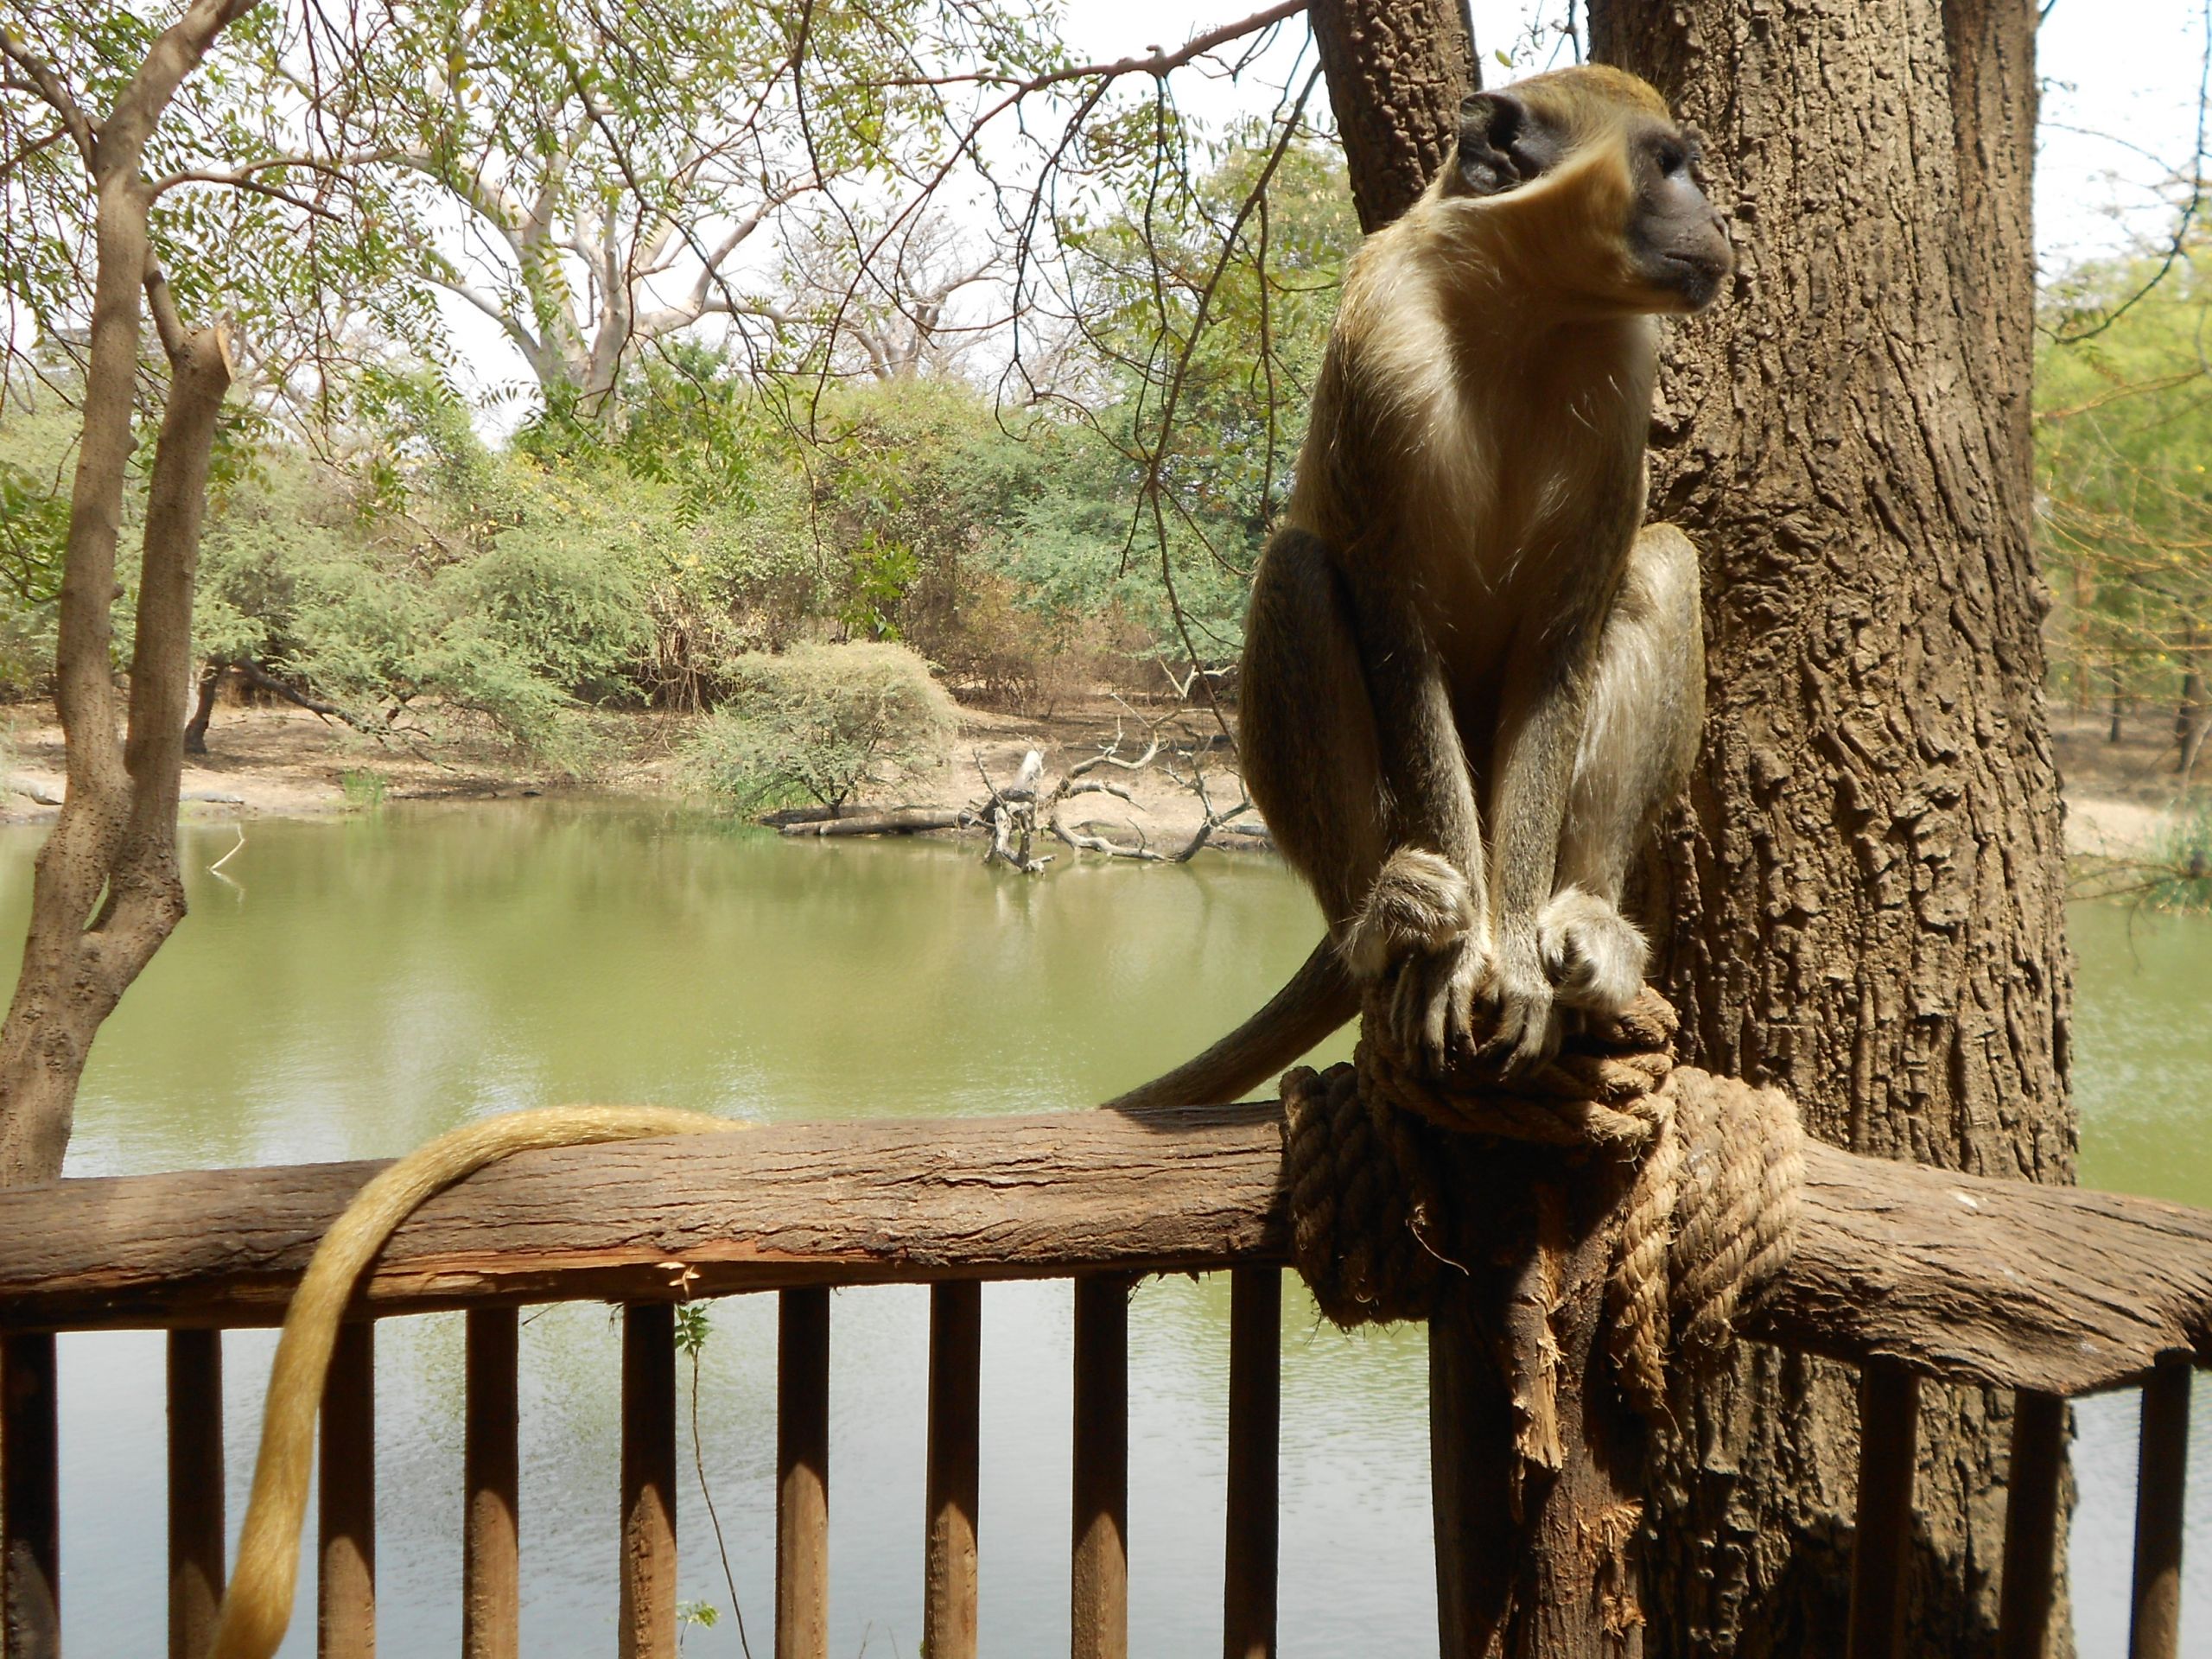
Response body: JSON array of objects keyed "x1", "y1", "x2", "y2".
[
  {"x1": 183, "y1": 661, "x2": 223, "y2": 755},
  {"x1": 2173, "y1": 627, "x2": 2206, "y2": 779},
  {"x1": 0, "y1": 0, "x2": 251, "y2": 1184},
  {"x1": 1306, "y1": 0, "x2": 1476, "y2": 233},
  {"x1": 1586, "y1": 2, "x2": 2069, "y2": 1655},
  {"x1": 0, "y1": 324, "x2": 231, "y2": 1184}
]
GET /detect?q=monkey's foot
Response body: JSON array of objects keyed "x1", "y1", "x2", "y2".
[
  {"x1": 1539, "y1": 887, "x2": 1648, "y2": 1018},
  {"x1": 1344, "y1": 848, "x2": 1475, "y2": 982}
]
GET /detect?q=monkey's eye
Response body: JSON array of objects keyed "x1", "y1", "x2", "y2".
[{"x1": 1654, "y1": 142, "x2": 1689, "y2": 176}]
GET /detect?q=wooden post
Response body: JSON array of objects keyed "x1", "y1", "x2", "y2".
[
  {"x1": 318, "y1": 1320, "x2": 375, "y2": 1659},
  {"x1": 620, "y1": 1305, "x2": 677, "y2": 1659},
  {"x1": 1997, "y1": 1389, "x2": 2065, "y2": 1659},
  {"x1": 1428, "y1": 1166, "x2": 1648, "y2": 1659},
  {"x1": 168, "y1": 1329, "x2": 225, "y2": 1659},
  {"x1": 1847, "y1": 1361, "x2": 1922, "y2": 1659},
  {"x1": 1071, "y1": 1274, "x2": 1130, "y2": 1659},
  {"x1": 464, "y1": 1309, "x2": 519, "y2": 1659},
  {"x1": 2127, "y1": 1358, "x2": 2191, "y2": 1659},
  {"x1": 1222, "y1": 1267, "x2": 1280, "y2": 1659},
  {"x1": 777, "y1": 1287, "x2": 830, "y2": 1659},
  {"x1": 925, "y1": 1281, "x2": 982, "y2": 1659},
  {"x1": 2, "y1": 1333, "x2": 58, "y2": 1659}
]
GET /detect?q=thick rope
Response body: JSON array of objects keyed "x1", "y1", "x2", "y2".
[{"x1": 1281, "y1": 987, "x2": 1806, "y2": 1421}]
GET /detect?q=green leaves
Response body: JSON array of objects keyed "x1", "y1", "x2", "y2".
[
  {"x1": 683, "y1": 641, "x2": 956, "y2": 811},
  {"x1": 2037, "y1": 245, "x2": 2212, "y2": 707}
]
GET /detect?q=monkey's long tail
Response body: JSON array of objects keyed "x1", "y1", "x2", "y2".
[
  {"x1": 1098, "y1": 938, "x2": 1357, "y2": 1112},
  {"x1": 212, "y1": 1104, "x2": 747, "y2": 1659}
]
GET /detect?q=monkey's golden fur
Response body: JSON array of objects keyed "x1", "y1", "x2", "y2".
[
  {"x1": 1109, "y1": 67, "x2": 1728, "y2": 1107},
  {"x1": 211, "y1": 1106, "x2": 747, "y2": 1659}
]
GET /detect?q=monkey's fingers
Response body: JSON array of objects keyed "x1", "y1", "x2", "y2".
[{"x1": 1480, "y1": 982, "x2": 1564, "y2": 1080}]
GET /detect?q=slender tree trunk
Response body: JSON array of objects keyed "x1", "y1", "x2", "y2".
[
  {"x1": 0, "y1": 0, "x2": 253, "y2": 1184},
  {"x1": 0, "y1": 325, "x2": 231, "y2": 1184},
  {"x1": 1586, "y1": 2, "x2": 2070, "y2": 1654},
  {"x1": 183, "y1": 662, "x2": 224, "y2": 755},
  {"x1": 2173, "y1": 627, "x2": 2206, "y2": 779}
]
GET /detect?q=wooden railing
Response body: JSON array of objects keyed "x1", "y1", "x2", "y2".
[{"x1": 0, "y1": 1103, "x2": 2207, "y2": 1658}]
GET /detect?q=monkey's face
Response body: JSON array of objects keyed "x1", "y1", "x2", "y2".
[
  {"x1": 1620, "y1": 124, "x2": 1732, "y2": 313},
  {"x1": 1445, "y1": 72, "x2": 1734, "y2": 318}
]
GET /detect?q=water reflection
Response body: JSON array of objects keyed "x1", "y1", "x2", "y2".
[{"x1": 3, "y1": 805, "x2": 2207, "y2": 1654}]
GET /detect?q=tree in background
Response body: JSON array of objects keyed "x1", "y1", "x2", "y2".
[
  {"x1": 0, "y1": 0, "x2": 365, "y2": 1183},
  {"x1": 306, "y1": 0, "x2": 1056, "y2": 417},
  {"x1": 2038, "y1": 246, "x2": 2212, "y2": 779}
]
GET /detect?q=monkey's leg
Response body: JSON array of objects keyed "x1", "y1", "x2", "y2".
[
  {"x1": 1545, "y1": 524, "x2": 1706, "y2": 1016},
  {"x1": 1241, "y1": 531, "x2": 1484, "y2": 1066}
]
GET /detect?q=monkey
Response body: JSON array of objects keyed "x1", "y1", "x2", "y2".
[
  {"x1": 1106, "y1": 65, "x2": 1730, "y2": 1110},
  {"x1": 211, "y1": 1104, "x2": 749, "y2": 1659}
]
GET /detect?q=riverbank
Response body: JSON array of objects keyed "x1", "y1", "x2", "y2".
[{"x1": 1, "y1": 700, "x2": 2200, "y2": 858}]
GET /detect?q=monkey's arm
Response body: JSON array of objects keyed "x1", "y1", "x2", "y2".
[
  {"x1": 1337, "y1": 575, "x2": 1495, "y2": 1063},
  {"x1": 1483, "y1": 631, "x2": 1605, "y2": 1071}
]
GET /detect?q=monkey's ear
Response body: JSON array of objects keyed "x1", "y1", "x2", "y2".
[{"x1": 1454, "y1": 91, "x2": 1564, "y2": 197}]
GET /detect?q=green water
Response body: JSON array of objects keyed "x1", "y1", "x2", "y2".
[{"x1": 3, "y1": 804, "x2": 2208, "y2": 1656}]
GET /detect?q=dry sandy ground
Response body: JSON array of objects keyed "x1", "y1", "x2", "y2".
[
  {"x1": 0, "y1": 696, "x2": 1258, "y2": 850},
  {"x1": 0, "y1": 697, "x2": 2197, "y2": 858}
]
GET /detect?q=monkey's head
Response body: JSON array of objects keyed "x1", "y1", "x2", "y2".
[{"x1": 1441, "y1": 66, "x2": 1733, "y2": 316}]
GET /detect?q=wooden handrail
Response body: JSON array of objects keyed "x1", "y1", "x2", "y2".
[{"x1": 1, "y1": 1106, "x2": 2211, "y2": 1396}]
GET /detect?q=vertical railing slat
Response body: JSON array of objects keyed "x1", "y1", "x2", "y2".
[
  {"x1": 777, "y1": 1287, "x2": 830, "y2": 1659},
  {"x1": 1222, "y1": 1268, "x2": 1279, "y2": 1659},
  {"x1": 1997, "y1": 1389, "x2": 2065, "y2": 1659},
  {"x1": 620, "y1": 1304, "x2": 677, "y2": 1659},
  {"x1": 2128, "y1": 1358, "x2": 2192, "y2": 1659},
  {"x1": 2, "y1": 1332, "x2": 59, "y2": 1659},
  {"x1": 925, "y1": 1281, "x2": 982, "y2": 1659},
  {"x1": 1845, "y1": 1359, "x2": 1920, "y2": 1659},
  {"x1": 1071, "y1": 1274, "x2": 1129, "y2": 1659},
  {"x1": 318, "y1": 1320, "x2": 375, "y2": 1659},
  {"x1": 168, "y1": 1329, "x2": 225, "y2": 1659},
  {"x1": 464, "y1": 1309, "x2": 520, "y2": 1659}
]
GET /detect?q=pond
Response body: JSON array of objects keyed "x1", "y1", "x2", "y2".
[{"x1": 1, "y1": 802, "x2": 2205, "y2": 1656}]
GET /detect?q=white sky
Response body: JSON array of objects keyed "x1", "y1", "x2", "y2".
[
  {"x1": 1057, "y1": 0, "x2": 2209, "y2": 270},
  {"x1": 437, "y1": 0, "x2": 2210, "y2": 400}
]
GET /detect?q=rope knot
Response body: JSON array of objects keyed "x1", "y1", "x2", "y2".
[{"x1": 1281, "y1": 987, "x2": 1806, "y2": 1421}]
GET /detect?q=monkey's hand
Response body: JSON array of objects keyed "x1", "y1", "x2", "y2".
[
  {"x1": 1481, "y1": 946, "x2": 1563, "y2": 1077},
  {"x1": 1538, "y1": 887, "x2": 1649, "y2": 1017},
  {"x1": 1383, "y1": 936, "x2": 1488, "y2": 1074},
  {"x1": 1344, "y1": 847, "x2": 1486, "y2": 1072}
]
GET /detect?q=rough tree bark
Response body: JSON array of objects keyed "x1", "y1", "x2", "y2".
[
  {"x1": 0, "y1": 0, "x2": 255, "y2": 1184},
  {"x1": 1306, "y1": 0, "x2": 1476, "y2": 236},
  {"x1": 1309, "y1": 0, "x2": 2068, "y2": 1652},
  {"x1": 1586, "y1": 3, "x2": 2067, "y2": 1655}
]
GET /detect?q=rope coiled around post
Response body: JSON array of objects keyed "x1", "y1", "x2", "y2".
[{"x1": 1280, "y1": 988, "x2": 1806, "y2": 1421}]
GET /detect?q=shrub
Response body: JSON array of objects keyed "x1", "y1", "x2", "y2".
[{"x1": 684, "y1": 642, "x2": 956, "y2": 812}]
